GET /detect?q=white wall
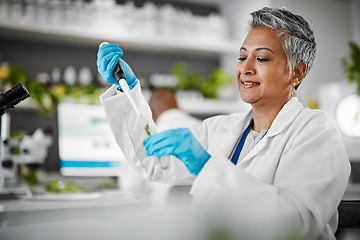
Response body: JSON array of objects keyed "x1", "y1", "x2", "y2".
[
  {"x1": 219, "y1": 0, "x2": 271, "y2": 76},
  {"x1": 219, "y1": 0, "x2": 271, "y2": 98},
  {"x1": 220, "y1": 0, "x2": 352, "y2": 92},
  {"x1": 350, "y1": 0, "x2": 360, "y2": 45},
  {"x1": 286, "y1": 0, "x2": 351, "y2": 101}
]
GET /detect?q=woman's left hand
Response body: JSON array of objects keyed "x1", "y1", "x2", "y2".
[{"x1": 143, "y1": 128, "x2": 210, "y2": 175}]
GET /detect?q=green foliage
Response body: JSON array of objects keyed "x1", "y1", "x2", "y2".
[
  {"x1": 201, "y1": 224, "x2": 236, "y2": 240},
  {"x1": 201, "y1": 223, "x2": 302, "y2": 240},
  {"x1": 0, "y1": 65, "x2": 103, "y2": 115},
  {"x1": 144, "y1": 124, "x2": 151, "y2": 136},
  {"x1": 5, "y1": 66, "x2": 27, "y2": 85},
  {"x1": 21, "y1": 169, "x2": 39, "y2": 186},
  {"x1": 46, "y1": 179, "x2": 117, "y2": 193},
  {"x1": 173, "y1": 63, "x2": 202, "y2": 91},
  {"x1": 173, "y1": 62, "x2": 233, "y2": 99},
  {"x1": 342, "y1": 42, "x2": 360, "y2": 96},
  {"x1": 46, "y1": 180, "x2": 89, "y2": 193}
]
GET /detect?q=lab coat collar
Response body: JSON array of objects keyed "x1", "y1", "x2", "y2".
[
  {"x1": 213, "y1": 97, "x2": 303, "y2": 160},
  {"x1": 235, "y1": 97, "x2": 303, "y2": 164},
  {"x1": 214, "y1": 111, "x2": 253, "y2": 159},
  {"x1": 266, "y1": 97, "x2": 304, "y2": 137},
  {"x1": 226, "y1": 97, "x2": 303, "y2": 137},
  {"x1": 219, "y1": 97, "x2": 303, "y2": 136},
  {"x1": 224, "y1": 111, "x2": 253, "y2": 131}
]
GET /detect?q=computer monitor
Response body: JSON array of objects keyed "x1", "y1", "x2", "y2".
[{"x1": 57, "y1": 102, "x2": 125, "y2": 176}]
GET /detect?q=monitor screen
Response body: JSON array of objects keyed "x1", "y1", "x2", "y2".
[{"x1": 57, "y1": 103, "x2": 125, "y2": 176}]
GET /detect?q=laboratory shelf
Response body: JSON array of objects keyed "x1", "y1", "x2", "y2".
[
  {"x1": 142, "y1": 89, "x2": 250, "y2": 115},
  {"x1": 178, "y1": 98, "x2": 251, "y2": 115},
  {"x1": 0, "y1": 20, "x2": 239, "y2": 56}
]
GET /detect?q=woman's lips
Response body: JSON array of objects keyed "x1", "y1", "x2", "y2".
[{"x1": 241, "y1": 80, "x2": 260, "y2": 88}]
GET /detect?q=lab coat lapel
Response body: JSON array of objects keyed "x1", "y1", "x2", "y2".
[
  {"x1": 213, "y1": 112, "x2": 252, "y2": 159},
  {"x1": 238, "y1": 135, "x2": 268, "y2": 166},
  {"x1": 239, "y1": 97, "x2": 303, "y2": 164},
  {"x1": 266, "y1": 97, "x2": 303, "y2": 137}
]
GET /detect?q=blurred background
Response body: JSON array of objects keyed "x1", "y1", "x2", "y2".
[
  {"x1": 0, "y1": 0, "x2": 360, "y2": 239},
  {"x1": 1, "y1": 0, "x2": 359, "y2": 170}
]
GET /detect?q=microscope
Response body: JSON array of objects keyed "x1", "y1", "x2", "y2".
[{"x1": 0, "y1": 83, "x2": 31, "y2": 197}]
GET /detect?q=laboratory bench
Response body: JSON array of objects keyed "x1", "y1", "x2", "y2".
[
  {"x1": 0, "y1": 182, "x2": 360, "y2": 240},
  {"x1": 0, "y1": 190, "x2": 157, "y2": 240},
  {"x1": 0, "y1": 175, "x2": 194, "y2": 240},
  {"x1": 342, "y1": 182, "x2": 360, "y2": 200}
]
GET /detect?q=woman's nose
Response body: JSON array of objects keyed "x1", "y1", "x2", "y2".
[{"x1": 242, "y1": 60, "x2": 256, "y2": 75}]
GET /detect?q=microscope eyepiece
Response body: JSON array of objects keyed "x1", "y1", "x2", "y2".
[{"x1": 0, "y1": 83, "x2": 31, "y2": 115}]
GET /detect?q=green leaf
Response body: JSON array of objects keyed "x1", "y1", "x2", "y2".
[
  {"x1": 21, "y1": 170, "x2": 39, "y2": 186},
  {"x1": 343, "y1": 42, "x2": 360, "y2": 96},
  {"x1": 46, "y1": 180, "x2": 89, "y2": 193},
  {"x1": 172, "y1": 62, "x2": 233, "y2": 99}
]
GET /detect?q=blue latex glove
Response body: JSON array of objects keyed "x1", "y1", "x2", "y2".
[
  {"x1": 143, "y1": 128, "x2": 211, "y2": 176},
  {"x1": 96, "y1": 44, "x2": 137, "y2": 90}
]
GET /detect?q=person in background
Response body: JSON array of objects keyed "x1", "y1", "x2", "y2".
[
  {"x1": 97, "y1": 7, "x2": 350, "y2": 240},
  {"x1": 149, "y1": 87, "x2": 201, "y2": 131}
]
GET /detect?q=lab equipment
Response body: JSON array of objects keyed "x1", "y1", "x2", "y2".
[
  {"x1": 0, "y1": 83, "x2": 30, "y2": 116},
  {"x1": 117, "y1": 65, "x2": 168, "y2": 170},
  {"x1": 115, "y1": 58, "x2": 138, "y2": 90},
  {"x1": 51, "y1": 67, "x2": 62, "y2": 84},
  {"x1": 118, "y1": 78, "x2": 150, "y2": 136},
  {"x1": 143, "y1": 128, "x2": 210, "y2": 175},
  {"x1": 58, "y1": 102, "x2": 125, "y2": 177},
  {"x1": 0, "y1": 83, "x2": 31, "y2": 190},
  {"x1": 97, "y1": 42, "x2": 137, "y2": 90},
  {"x1": 78, "y1": 66, "x2": 93, "y2": 86},
  {"x1": 0, "y1": 82, "x2": 30, "y2": 178},
  {"x1": 1, "y1": 115, "x2": 52, "y2": 190},
  {"x1": 99, "y1": 42, "x2": 167, "y2": 169},
  {"x1": 98, "y1": 42, "x2": 146, "y2": 130},
  {"x1": 96, "y1": 43, "x2": 124, "y2": 88},
  {"x1": 63, "y1": 66, "x2": 77, "y2": 86},
  {"x1": 19, "y1": 128, "x2": 53, "y2": 163}
]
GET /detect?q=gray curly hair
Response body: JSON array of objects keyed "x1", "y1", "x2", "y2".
[{"x1": 250, "y1": 7, "x2": 316, "y2": 89}]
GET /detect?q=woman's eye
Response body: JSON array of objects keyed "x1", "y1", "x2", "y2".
[
  {"x1": 257, "y1": 58, "x2": 269, "y2": 62},
  {"x1": 238, "y1": 57, "x2": 247, "y2": 62}
]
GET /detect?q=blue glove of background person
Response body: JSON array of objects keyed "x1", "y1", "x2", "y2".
[
  {"x1": 97, "y1": 44, "x2": 137, "y2": 90},
  {"x1": 143, "y1": 128, "x2": 211, "y2": 176}
]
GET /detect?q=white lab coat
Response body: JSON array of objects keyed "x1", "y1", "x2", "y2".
[
  {"x1": 155, "y1": 108, "x2": 202, "y2": 132},
  {"x1": 101, "y1": 83, "x2": 351, "y2": 240},
  {"x1": 151, "y1": 108, "x2": 202, "y2": 207}
]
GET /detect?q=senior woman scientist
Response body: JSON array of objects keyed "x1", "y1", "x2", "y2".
[{"x1": 97, "y1": 7, "x2": 350, "y2": 240}]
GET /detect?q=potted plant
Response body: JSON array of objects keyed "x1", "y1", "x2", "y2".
[
  {"x1": 341, "y1": 41, "x2": 360, "y2": 182},
  {"x1": 173, "y1": 62, "x2": 233, "y2": 99},
  {"x1": 342, "y1": 41, "x2": 360, "y2": 96}
]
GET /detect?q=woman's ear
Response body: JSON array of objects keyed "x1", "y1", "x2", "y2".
[{"x1": 293, "y1": 62, "x2": 307, "y2": 85}]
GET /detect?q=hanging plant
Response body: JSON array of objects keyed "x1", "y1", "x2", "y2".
[{"x1": 342, "y1": 42, "x2": 360, "y2": 96}]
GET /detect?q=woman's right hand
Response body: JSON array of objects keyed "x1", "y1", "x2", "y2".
[{"x1": 97, "y1": 44, "x2": 137, "y2": 90}]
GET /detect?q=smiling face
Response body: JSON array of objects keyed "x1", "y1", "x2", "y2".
[{"x1": 236, "y1": 26, "x2": 295, "y2": 109}]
